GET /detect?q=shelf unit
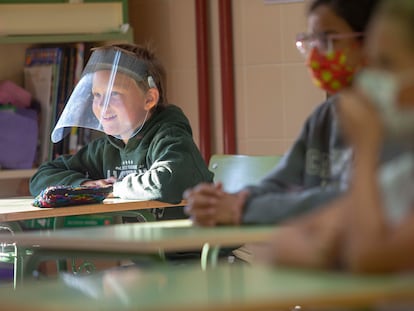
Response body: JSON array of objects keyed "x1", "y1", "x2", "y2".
[
  {"x1": 0, "y1": 28, "x2": 134, "y2": 45},
  {"x1": 0, "y1": 169, "x2": 38, "y2": 180},
  {"x1": 0, "y1": 0, "x2": 133, "y2": 184}
]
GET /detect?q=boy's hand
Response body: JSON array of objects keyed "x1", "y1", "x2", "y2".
[
  {"x1": 259, "y1": 200, "x2": 347, "y2": 269},
  {"x1": 81, "y1": 177, "x2": 117, "y2": 188}
]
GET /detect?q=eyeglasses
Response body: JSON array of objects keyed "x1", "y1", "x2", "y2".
[{"x1": 295, "y1": 32, "x2": 364, "y2": 56}]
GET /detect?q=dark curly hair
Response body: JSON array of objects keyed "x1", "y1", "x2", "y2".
[{"x1": 308, "y1": 0, "x2": 382, "y2": 35}]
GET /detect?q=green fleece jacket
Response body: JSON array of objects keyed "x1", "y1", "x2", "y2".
[{"x1": 30, "y1": 104, "x2": 213, "y2": 205}]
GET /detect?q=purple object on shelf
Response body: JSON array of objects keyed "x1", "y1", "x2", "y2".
[
  {"x1": 0, "y1": 80, "x2": 32, "y2": 108},
  {"x1": 0, "y1": 263, "x2": 14, "y2": 281},
  {"x1": 0, "y1": 108, "x2": 38, "y2": 169}
]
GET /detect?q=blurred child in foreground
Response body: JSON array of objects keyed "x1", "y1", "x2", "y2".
[{"x1": 263, "y1": 0, "x2": 414, "y2": 273}]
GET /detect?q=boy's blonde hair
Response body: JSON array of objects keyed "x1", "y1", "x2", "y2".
[{"x1": 109, "y1": 43, "x2": 168, "y2": 110}]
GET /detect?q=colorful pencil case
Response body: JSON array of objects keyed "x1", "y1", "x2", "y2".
[{"x1": 33, "y1": 185, "x2": 113, "y2": 208}]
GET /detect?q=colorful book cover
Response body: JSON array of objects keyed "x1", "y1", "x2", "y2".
[
  {"x1": 69, "y1": 42, "x2": 86, "y2": 154},
  {"x1": 24, "y1": 46, "x2": 63, "y2": 162},
  {"x1": 24, "y1": 64, "x2": 53, "y2": 165}
]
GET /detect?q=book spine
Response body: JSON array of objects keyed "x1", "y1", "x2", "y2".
[
  {"x1": 70, "y1": 42, "x2": 86, "y2": 153},
  {"x1": 25, "y1": 46, "x2": 64, "y2": 161}
]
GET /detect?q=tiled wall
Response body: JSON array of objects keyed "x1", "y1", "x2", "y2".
[{"x1": 132, "y1": 0, "x2": 326, "y2": 157}]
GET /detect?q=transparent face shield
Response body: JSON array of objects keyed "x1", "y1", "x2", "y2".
[{"x1": 51, "y1": 46, "x2": 155, "y2": 143}]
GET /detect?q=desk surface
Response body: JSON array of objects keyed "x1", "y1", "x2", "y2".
[
  {"x1": 1, "y1": 263, "x2": 414, "y2": 311},
  {"x1": 0, "y1": 220, "x2": 273, "y2": 254},
  {"x1": 0, "y1": 197, "x2": 186, "y2": 222}
]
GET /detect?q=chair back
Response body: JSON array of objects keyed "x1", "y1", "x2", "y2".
[{"x1": 208, "y1": 154, "x2": 282, "y2": 193}]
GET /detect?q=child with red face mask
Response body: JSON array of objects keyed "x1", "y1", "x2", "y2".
[
  {"x1": 298, "y1": 29, "x2": 364, "y2": 94},
  {"x1": 184, "y1": 0, "x2": 381, "y2": 227}
]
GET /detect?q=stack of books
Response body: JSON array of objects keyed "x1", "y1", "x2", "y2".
[{"x1": 23, "y1": 43, "x2": 86, "y2": 164}]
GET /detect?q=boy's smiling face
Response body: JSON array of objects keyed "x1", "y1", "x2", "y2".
[{"x1": 92, "y1": 70, "x2": 148, "y2": 142}]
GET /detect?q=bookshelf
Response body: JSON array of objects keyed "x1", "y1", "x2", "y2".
[
  {"x1": 0, "y1": 169, "x2": 38, "y2": 180},
  {"x1": 0, "y1": 0, "x2": 133, "y2": 192},
  {"x1": 0, "y1": 29, "x2": 134, "y2": 45}
]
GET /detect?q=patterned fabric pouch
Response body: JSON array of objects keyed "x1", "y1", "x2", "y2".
[{"x1": 33, "y1": 185, "x2": 113, "y2": 208}]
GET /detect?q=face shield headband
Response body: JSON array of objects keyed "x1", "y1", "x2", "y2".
[{"x1": 51, "y1": 47, "x2": 153, "y2": 143}]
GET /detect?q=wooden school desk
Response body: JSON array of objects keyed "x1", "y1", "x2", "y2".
[
  {"x1": 0, "y1": 197, "x2": 186, "y2": 223},
  {"x1": 0, "y1": 197, "x2": 186, "y2": 287},
  {"x1": 0, "y1": 220, "x2": 274, "y2": 282},
  {"x1": 1, "y1": 263, "x2": 414, "y2": 311}
]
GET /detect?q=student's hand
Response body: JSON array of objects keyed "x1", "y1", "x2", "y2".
[
  {"x1": 259, "y1": 202, "x2": 347, "y2": 269},
  {"x1": 81, "y1": 177, "x2": 117, "y2": 188},
  {"x1": 338, "y1": 90, "x2": 384, "y2": 153},
  {"x1": 183, "y1": 182, "x2": 250, "y2": 226}
]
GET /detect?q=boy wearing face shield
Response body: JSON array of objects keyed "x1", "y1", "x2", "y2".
[
  {"x1": 262, "y1": 0, "x2": 414, "y2": 273},
  {"x1": 29, "y1": 44, "x2": 213, "y2": 219}
]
